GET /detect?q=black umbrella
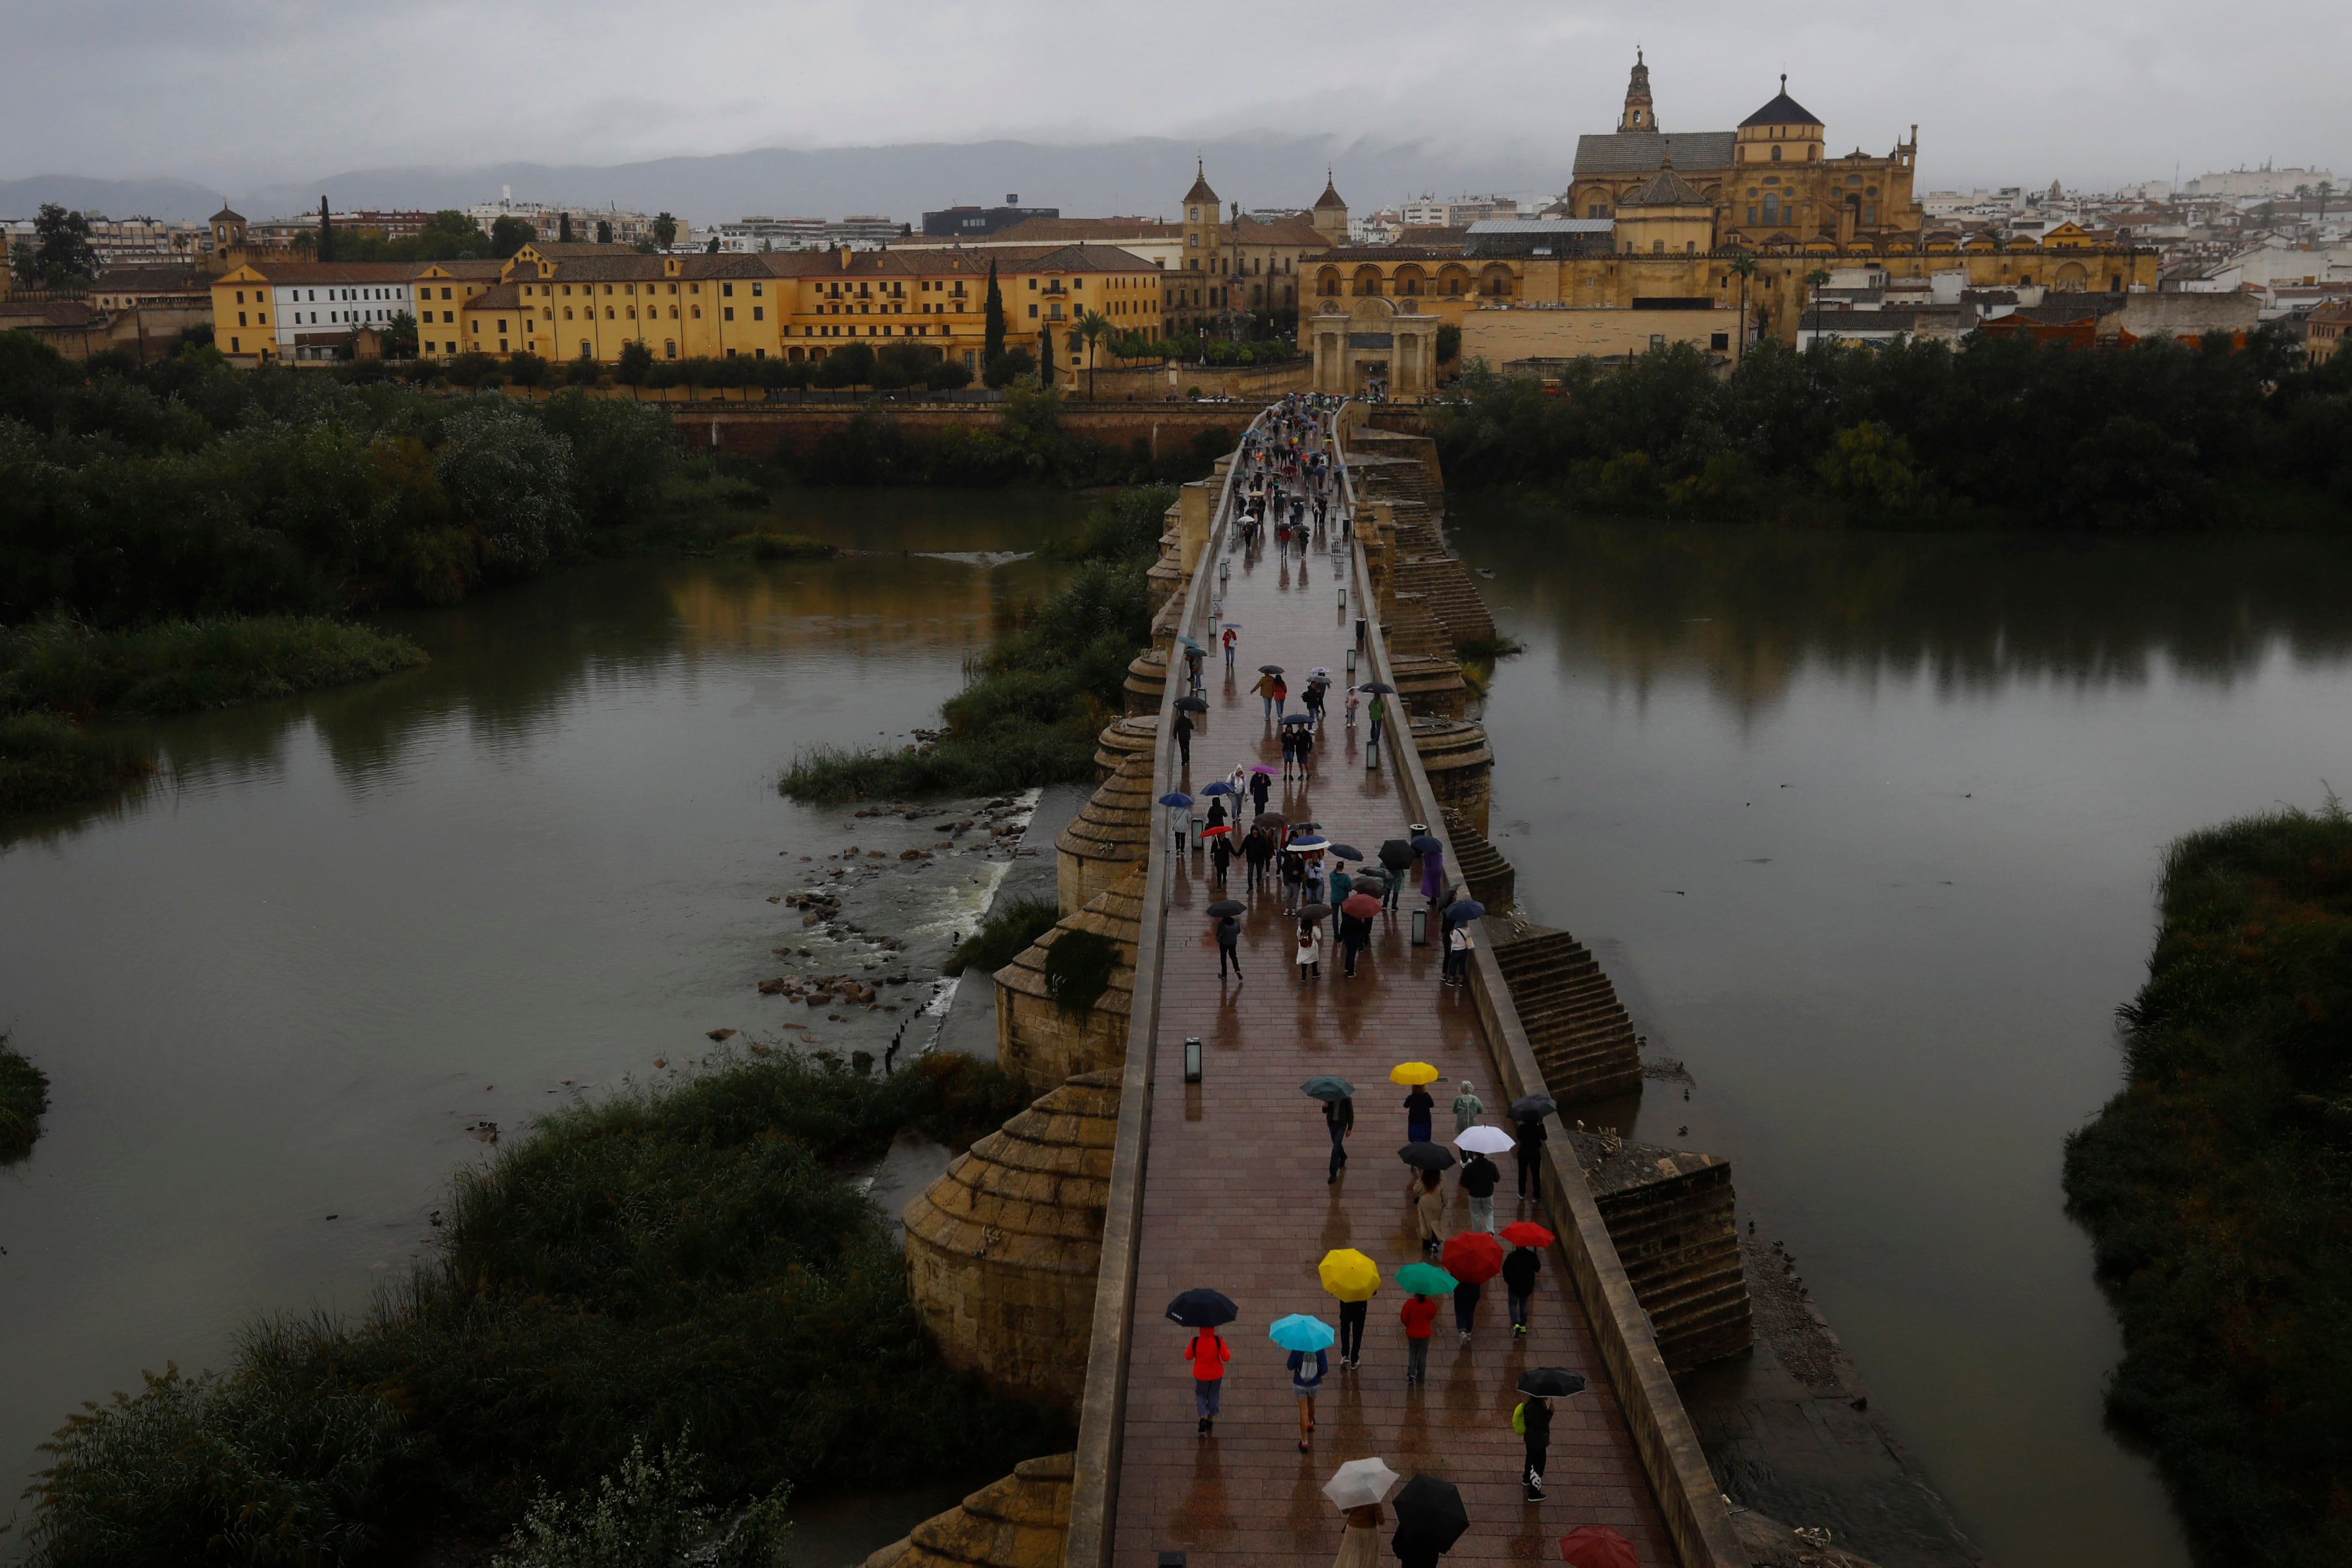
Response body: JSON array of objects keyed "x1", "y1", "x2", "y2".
[
  {"x1": 1296, "y1": 902, "x2": 1333, "y2": 923},
  {"x1": 1508, "y1": 1093, "x2": 1558, "y2": 1123},
  {"x1": 1206, "y1": 899, "x2": 1245, "y2": 917},
  {"x1": 1357, "y1": 680, "x2": 1396, "y2": 694},
  {"x1": 1174, "y1": 696, "x2": 1209, "y2": 713},
  {"x1": 1327, "y1": 843, "x2": 1364, "y2": 861},
  {"x1": 1515, "y1": 1367, "x2": 1588, "y2": 1398},
  {"x1": 1398, "y1": 1142, "x2": 1457, "y2": 1171},
  {"x1": 1391, "y1": 1474, "x2": 1469, "y2": 1552},
  {"x1": 1281, "y1": 713, "x2": 1315, "y2": 726},
  {"x1": 1379, "y1": 837, "x2": 1414, "y2": 865},
  {"x1": 1258, "y1": 664, "x2": 1286, "y2": 675},
  {"x1": 1165, "y1": 1287, "x2": 1238, "y2": 1328},
  {"x1": 1256, "y1": 812, "x2": 1289, "y2": 833}
]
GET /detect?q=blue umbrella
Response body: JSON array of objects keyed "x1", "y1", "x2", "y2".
[
  {"x1": 1177, "y1": 636, "x2": 1204, "y2": 651},
  {"x1": 1159, "y1": 792, "x2": 1195, "y2": 807},
  {"x1": 1167, "y1": 1287, "x2": 1239, "y2": 1328},
  {"x1": 1444, "y1": 899, "x2": 1487, "y2": 922},
  {"x1": 1410, "y1": 834, "x2": 1443, "y2": 856},
  {"x1": 1268, "y1": 1314, "x2": 1337, "y2": 1352},
  {"x1": 1286, "y1": 835, "x2": 1330, "y2": 851},
  {"x1": 1326, "y1": 843, "x2": 1364, "y2": 860},
  {"x1": 1201, "y1": 781, "x2": 1237, "y2": 796}
]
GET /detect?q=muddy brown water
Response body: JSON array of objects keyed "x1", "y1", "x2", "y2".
[
  {"x1": 0, "y1": 489, "x2": 1086, "y2": 1555},
  {"x1": 1453, "y1": 496, "x2": 2352, "y2": 1568}
]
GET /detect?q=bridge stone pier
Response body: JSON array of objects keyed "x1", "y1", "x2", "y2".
[{"x1": 884, "y1": 401, "x2": 1760, "y2": 1568}]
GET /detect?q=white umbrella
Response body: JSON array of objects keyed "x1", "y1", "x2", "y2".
[
  {"x1": 1455, "y1": 1125, "x2": 1516, "y2": 1155},
  {"x1": 1322, "y1": 1457, "x2": 1402, "y2": 1511}
]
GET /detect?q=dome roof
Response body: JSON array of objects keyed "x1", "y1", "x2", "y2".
[
  {"x1": 1740, "y1": 76, "x2": 1820, "y2": 129},
  {"x1": 1623, "y1": 159, "x2": 1709, "y2": 208}
]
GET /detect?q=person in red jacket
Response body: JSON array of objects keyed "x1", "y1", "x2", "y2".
[
  {"x1": 1185, "y1": 1324, "x2": 1232, "y2": 1435},
  {"x1": 1399, "y1": 1292, "x2": 1439, "y2": 1385}
]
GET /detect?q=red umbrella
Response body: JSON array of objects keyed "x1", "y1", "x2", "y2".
[
  {"x1": 1202, "y1": 824, "x2": 1232, "y2": 838},
  {"x1": 1559, "y1": 1526, "x2": 1638, "y2": 1568},
  {"x1": 1440, "y1": 1231, "x2": 1504, "y2": 1285},
  {"x1": 1341, "y1": 892, "x2": 1381, "y2": 918},
  {"x1": 1500, "y1": 1221, "x2": 1556, "y2": 1249}
]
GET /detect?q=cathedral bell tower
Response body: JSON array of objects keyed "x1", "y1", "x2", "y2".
[{"x1": 1618, "y1": 49, "x2": 1655, "y2": 132}]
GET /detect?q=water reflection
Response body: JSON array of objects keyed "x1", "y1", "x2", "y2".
[{"x1": 1460, "y1": 494, "x2": 2352, "y2": 716}]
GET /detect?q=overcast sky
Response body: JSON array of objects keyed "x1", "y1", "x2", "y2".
[{"x1": 12, "y1": 0, "x2": 2348, "y2": 197}]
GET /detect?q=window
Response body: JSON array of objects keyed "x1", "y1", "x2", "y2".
[
  {"x1": 1747, "y1": 206, "x2": 1758, "y2": 224},
  {"x1": 724, "y1": 306, "x2": 735, "y2": 321},
  {"x1": 1028, "y1": 303, "x2": 1038, "y2": 317},
  {"x1": 1863, "y1": 206, "x2": 1877, "y2": 226},
  {"x1": 751, "y1": 282, "x2": 763, "y2": 295},
  {"x1": 1710, "y1": 332, "x2": 1729, "y2": 351},
  {"x1": 1649, "y1": 334, "x2": 1666, "y2": 351},
  {"x1": 1652, "y1": 241, "x2": 1665, "y2": 254},
  {"x1": 751, "y1": 306, "x2": 763, "y2": 320},
  {"x1": 692, "y1": 306, "x2": 701, "y2": 319},
  {"x1": 1771, "y1": 146, "x2": 1782, "y2": 163}
]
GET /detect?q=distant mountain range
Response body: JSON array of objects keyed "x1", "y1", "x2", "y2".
[{"x1": 1, "y1": 133, "x2": 1571, "y2": 226}]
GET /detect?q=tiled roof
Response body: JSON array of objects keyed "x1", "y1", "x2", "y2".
[
  {"x1": 528, "y1": 242, "x2": 642, "y2": 256},
  {"x1": 1314, "y1": 176, "x2": 1347, "y2": 211},
  {"x1": 1237, "y1": 215, "x2": 1332, "y2": 248},
  {"x1": 1394, "y1": 226, "x2": 1469, "y2": 250},
  {"x1": 459, "y1": 282, "x2": 524, "y2": 310},
  {"x1": 93, "y1": 264, "x2": 208, "y2": 293},
  {"x1": 414, "y1": 259, "x2": 506, "y2": 279},
  {"x1": 224, "y1": 261, "x2": 424, "y2": 285},
  {"x1": 1624, "y1": 163, "x2": 1710, "y2": 207},
  {"x1": 1312, "y1": 247, "x2": 1478, "y2": 264},
  {"x1": 211, "y1": 206, "x2": 243, "y2": 223},
  {"x1": 1573, "y1": 131, "x2": 1738, "y2": 178},
  {"x1": 983, "y1": 243, "x2": 1161, "y2": 272},
  {"x1": 1740, "y1": 81, "x2": 1822, "y2": 129},
  {"x1": 1183, "y1": 163, "x2": 1219, "y2": 204},
  {"x1": 537, "y1": 254, "x2": 768, "y2": 283},
  {"x1": 0, "y1": 299, "x2": 101, "y2": 328}
]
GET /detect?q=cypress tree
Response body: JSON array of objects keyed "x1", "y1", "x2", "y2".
[
  {"x1": 559, "y1": 211, "x2": 573, "y2": 243},
  {"x1": 318, "y1": 195, "x2": 332, "y2": 262},
  {"x1": 983, "y1": 260, "x2": 1005, "y2": 367},
  {"x1": 1038, "y1": 325, "x2": 1055, "y2": 383}
]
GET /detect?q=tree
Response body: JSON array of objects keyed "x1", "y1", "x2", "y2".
[
  {"x1": 1804, "y1": 267, "x2": 1831, "y2": 344},
  {"x1": 1077, "y1": 309, "x2": 1109, "y2": 399},
  {"x1": 2320, "y1": 182, "x2": 2335, "y2": 224},
  {"x1": 652, "y1": 211, "x2": 679, "y2": 248},
  {"x1": 435, "y1": 401, "x2": 580, "y2": 576},
  {"x1": 558, "y1": 211, "x2": 574, "y2": 243},
  {"x1": 1037, "y1": 325, "x2": 1055, "y2": 386},
  {"x1": 705, "y1": 236, "x2": 721, "y2": 254},
  {"x1": 383, "y1": 310, "x2": 419, "y2": 359},
  {"x1": 597, "y1": 219, "x2": 613, "y2": 245},
  {"x1": 318, "y1": 195, "x2": 333, "y2": 263},
  {"x1": 491, "y1": 215, "x2": 537, "y2": 257},
  {"x1": 507, "y1": 350, "x2": 553, "y2": 400},
  {"x1": 1728, "y1": 250, "x2": 1759, "y2": 364},
  {"x1": 10, "y1": 203, "x2": 98, "y2": 288},
  {"x1": 982, "y1": 260, "x2": 1006, "y2": 368},
  {"x1": 616, "y1": 340, "x2": 654, "y2": 399},
  {"x1": 566, "y1": 348, "x2": 601, "y2": 388},
  {"x1": 416, "y1": 210, "x2": 488, "y2": 259}
]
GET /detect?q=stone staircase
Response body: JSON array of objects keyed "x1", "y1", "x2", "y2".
[
  {"x1": 1490, "y1": 925, "x2": 1642, "y2": 1104},
  {"x1": 1440, "y1": 807, "x2": 1515, "y2": 914},
  {"x1": 1390, "y1": 517, "x2": 1498, "y2": 650}
]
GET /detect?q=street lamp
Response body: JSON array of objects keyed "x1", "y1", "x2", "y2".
[{"x1": 1183, "y1": 1036, "x2": 1203, "y2": 1083}]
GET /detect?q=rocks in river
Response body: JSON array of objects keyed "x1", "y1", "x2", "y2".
[
  {"x1": 760, "y1": 972, "x2": 880, "y2": 1007},
  {"x1": 707, "y1": 1029, "x2": 737, "y2": 1041}
]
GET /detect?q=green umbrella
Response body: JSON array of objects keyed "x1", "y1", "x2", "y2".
[
  {"x1": 1301, "y1": 1075, "x2": 1355, "y2": 1103},
  {"x1": 1394, "y1": 1262, "x2": 1458, "y2": 1296}
]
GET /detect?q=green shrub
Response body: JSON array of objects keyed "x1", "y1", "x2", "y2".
[
  {"x1": 0, "y1": 712, "x2": 152, "y2": 815},
  {"x1": 1042, "y1": 927, "x2": 1119, "y2": 1018},
  {"x1": 0, "y1": 1033, "x2": 49, "y2": 1159},
  {"x1": 0, "y1": 615, "x2": 425, "y2": 720},
  {"x1": 718, "y1": 532, "x2": 835, "y2": 561},
  {"x1": 945, "y1": 896, "x2": 1060, "y2": 976},
  {"x1": 495, "y1": 1434, "x2": 790, "y2": 1568},
  {"x1": 23, "y1": 1051, "x2": 1060, "y2": 1558},
  {"x1": 2064, "y1": 803, "x2": 2352, "y2": 1564}
]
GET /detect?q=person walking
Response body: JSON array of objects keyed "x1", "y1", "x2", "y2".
[
  {"x1": 1459, "y1": 1150, "x2": 1500, "y2": 1235},
  {"x1": 1414, "y1": 1169, "x2": 1446, "y2": 1254},
  {"x1": 1339, "y1": 908, "x2": 1370, "y2": 978},
  {"x1": 1518, "y1": 1392, "x2": 1553, "y2": 1500},
  {"x1": 1210, "y1": 831, "x2": 1234, "y2": 889},
  {"x1": 1444, "y1": 920, "x2": 1474, "y2": 987},
  {"x1": 1272, "y1": 675, "x2": 1290, "y2": 720},
  {"x1": 1245, "y1": 825, "x2": 1274, "y2": 893},
  {"x1": 1185, "y1": 1323, "x2": 1230, "y2": 1435},
  {"x1": 1280, "y1": 839, "x2": 1305, "y2": 912},
  {"x1": 1288, "y1": 1342, "x2": 1327, "y2": 1452},
  {"x1": 1345, "y1": 686, "x2": 1360, "y2": 731},
  {"x1": 1403, "y1": 1084, "x2": 1434, "y2": 1144},
  {"x1": 1304, "y1": 850, "x2": 1327, "y2": 908},
  {"x1": 1367, "y1": 691, "x2": 1388, "y2": 748},
  {"x1": 1502, "y1": 1236, "x2": 1540, "y2": 1337},
  {"x1": 1515, "y1": 1111, "x2": 1548, "y2": 1203},
  {"x1": 1337, "y1": 1293, "x2": 1369, "y2": 1369},
  {"x1": 1324, "y1": 1091, "x2": 1353, "y2": 1183},
  {"x1": 1379, "y1": 839, "x2": 1411, "y2": 910},
  {"x1": 1253, "y1": 669, "x2": 1281, "y2": 720},
  {"x1": 1334, "y1": 1504, "x2": 1384, "y2": 1568},
  {"x1": 1249, "y1": 768, "x2": 1273, "y2": 818},
  {"x1": 1222, "y1": 623, "x2": 1238, "y2": 671},
  {"x1": 1451, "y1": 1081, "x2": 1483, "y2": 1138},
  {"x1": 1329, "y1": 863, "x2": 1353, "y2": 907},
  {"x1": 1418, "y1": 839, "x2": 1446, "y2": 904},
  {"x1": 1452, "y1": 1274, "x2": 1481, "y2": 1342},
  {"x1": 1303, "y1": 679, "x2": 1326, "y2": 729},
  {"x1": 1173, "y1": 708, "x2": 1194, "y2": 769},
  {"x1": 1399, "y1": 1290, "x2": 1438, "y2": 1385},
  {"x1": 1216, "y1": 912, "x2": 1242, "y2": 980},
  {"x1": 1184, "y1": 643, "x2": 1206, "y2": 694},
  {"x1": 1297, "y1": 922, "x2": 1323, "y2": 982}
]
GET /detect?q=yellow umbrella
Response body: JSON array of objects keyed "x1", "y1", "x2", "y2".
[
  {"x1": 1389, "y1": 1061, "x2": 1440, "y2": 1086},
  {"x1": 1318, "y1": 1248, "x2": 1381, "y2": 1303}
]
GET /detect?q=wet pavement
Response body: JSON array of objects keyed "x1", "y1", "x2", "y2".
[{"x1": 1109, "y1": 483, "x2": 1672, "y2": 1568}]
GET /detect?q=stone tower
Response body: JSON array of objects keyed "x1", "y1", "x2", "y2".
[
  {"x1": 1617, "y1": 49, "x2": 1655, "y2": 132},
  {"x1": 1312, "y1": 169, "x2": 1349, "y2": 243},
  {"x1": 1182, "y1": 160, "x2": 1219, "y2": 267}
]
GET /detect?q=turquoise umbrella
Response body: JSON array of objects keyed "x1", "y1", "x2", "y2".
[
  {"x1": 1268, "y1": 1313, "x2": 1337, "y2": 1352},
  {"x1": 1394, "y1": 1262, "x2": 1458, "y2": 1296}
]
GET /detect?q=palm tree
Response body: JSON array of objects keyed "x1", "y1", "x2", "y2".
[
  {"x1": 1077, "y1": 310, "x2": 1110, "y2": 399},
  {"x1": 1804, "y1": 267, "x2": 1831, "y2": 345},
  {"x1": 2319, "y1": 181, "x2": 2334, "y2": 224},
  {"x1": 1728, "y1": 250, "x2": 1758, "y2": 365}
]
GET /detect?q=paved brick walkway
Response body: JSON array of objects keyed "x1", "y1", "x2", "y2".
[{"x1": 1109, "y1": 502, "x2": 1673, "y2": 1568}]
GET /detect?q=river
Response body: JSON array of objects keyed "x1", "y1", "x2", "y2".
[
  {"x1": 1452, "y1": 496, "x2": 2352, "y2": 1568},
  {"x1": 0, "y1": 488, "x2": 1087, "y2": 1552},
  {"x1": 5, "y1": 487, "x2": 2345, "y2": 1565}
]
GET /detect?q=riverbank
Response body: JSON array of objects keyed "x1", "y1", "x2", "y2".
[
  {"x1": 2063, "y1": 804, "x2": 2352, "y2": 1567},
  {"x1": 23, "y1": 1049, "x2": 1072, "y2": 1563}
]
